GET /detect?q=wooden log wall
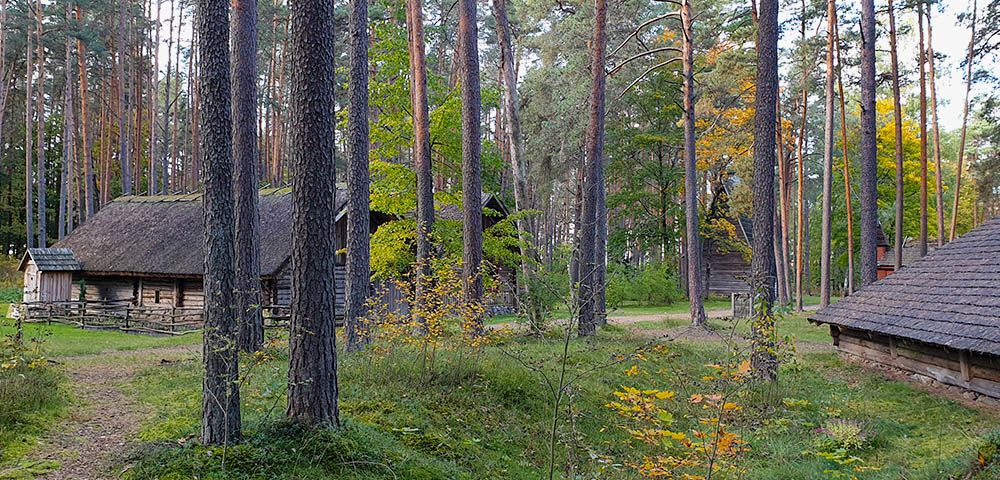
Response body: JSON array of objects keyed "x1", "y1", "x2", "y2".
[{"x1": 835, "y1": 326, "x2": 1000, "y2": 399}]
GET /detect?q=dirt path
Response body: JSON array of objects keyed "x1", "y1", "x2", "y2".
[{"x1": 17, "y1": 345, "x2": 199, "y2": 480}]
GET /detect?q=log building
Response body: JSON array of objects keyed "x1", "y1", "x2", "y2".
[
  {"x1": 23, "y1": 188, "x2": 514, "y2": 315},
  {"x1": 810, "y1": 218, "x2": 1000, "y2": 400}
]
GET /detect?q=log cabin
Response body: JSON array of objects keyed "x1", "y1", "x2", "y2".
[
  {"x1": 30, "y1": 188, "x2": 514, "y2": 315},
  {"x1": 809, "y1": 217, "x2": 1000, "y2": 401},
  {"x1": 702, "y1": 217, "x2": 752, "y2": 297}
]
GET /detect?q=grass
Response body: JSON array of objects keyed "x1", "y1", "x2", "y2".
[
  {"x1": 114, "y1": 305, "x2": 998, "y2": 480},
  {"x1": 0, "y1": 322, "x2": 201, "y2": 358}
]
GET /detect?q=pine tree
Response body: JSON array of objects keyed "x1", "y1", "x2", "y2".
[
  {"x1": 199, "y1": 0, "x2": 242, "y2": 445},
  {"x1": 859, "y1": 0, "x2": 878, "y2": 286},
  {"x1": 286, "y1": 0, "x2": 339, "y2": 427},
  {"x1": 344, "y1": 0, "x2": 371, "y2": 352}
]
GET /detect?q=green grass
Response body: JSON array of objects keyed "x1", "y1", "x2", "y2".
[
  {"x1": 0, "y1": 321, "x2": 201, "y2": 358},
  {"x1": 115, "y1": 309, "x2": 998, "y2": 480}
]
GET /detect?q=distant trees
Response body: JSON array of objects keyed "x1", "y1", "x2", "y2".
[
  {"x1": 406, "y1": 0, "x2": 434, "y2": 318},
  {"x1": 285, "y1": 0, "x2": 339, "y2": 427},
  {"x1": 888, "y1": 0, "x2": 903, "y2": 269},
  {"x1": 951, "y1": 0, "x2": 977, "y2": 242},
  {"x1": 198, "y1": 0, "x2": 241, "y2": 445}
]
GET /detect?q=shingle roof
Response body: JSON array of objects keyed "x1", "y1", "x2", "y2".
[
  {"x1": 878, "y1": 238, "x2": 936, "y2": 268},
  {"x1": 18, "y1": 248, "x2": 81, "y2": 272},
  {"x1": 810, "y1": 217, "x2": 1000, "y2": 356},
  {"x1": 54, "y1": 189, "x2": 315, "y2": 277}
]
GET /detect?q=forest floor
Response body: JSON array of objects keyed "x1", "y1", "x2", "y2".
[{"x1": 2, "y1": 303, "x2": 998, "y2": 480}]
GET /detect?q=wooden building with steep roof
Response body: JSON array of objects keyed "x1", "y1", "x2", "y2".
[
  {"x1": 29, "y1": 188, "x2": 513, "y2": 315},
  {"x1": 809, "y1": 218, "x2": 1000, "y2": 400},
  {"x1": 18, "y1": 248, "x2": 81, "y2": 302}
]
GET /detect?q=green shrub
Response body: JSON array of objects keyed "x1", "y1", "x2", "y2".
[{"x1": 607, "y1": 262, "x2": 681, "y2": 308}]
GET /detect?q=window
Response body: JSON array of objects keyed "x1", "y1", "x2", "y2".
[{"x1": 154, "y1": 290, "x2": 161, "y2": 303}]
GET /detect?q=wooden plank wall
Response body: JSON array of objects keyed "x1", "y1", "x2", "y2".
[
  {"x1": 39, "y1": 272, "x2": 74, "y2": 302},
  {"x1": 704, "y1": 249, "x2": 751, "y2": 296},
  {"x1": 836, "y1": 327, "x2": 1000, "y2": 399}
]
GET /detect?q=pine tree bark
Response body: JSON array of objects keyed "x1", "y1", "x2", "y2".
[
  {"x1": 170, "y1": 13, "x2": 183, "y2": 190},
  {"x1": 492, "y1": 0, "x2": 536, "y2": 299},
  {"x1": 926, "y1": 6, "x2": 944, "y2": 247},
  {"x1": 233, "y1": 0, "x2": 263, "y2": 352},
  {"x1": 198, "y1": 0, "x2": 241, "y2": 445},
  {"x1": 406, "y1": 0, "x2": 434, "y2": 318},
  {"x1": 25, "y1": 8, "x2": 34, "y2": 249},
  {"x1": 459, "y1": 0, "x2": 484, "y2": 332},
  {"x1": 161, "y1": 0, "x2": 175, "y2": 194},
  {"x1": 794, "y1": 0, "x2": 808, "y2": 310},
  {"x1": 117, "y1": 0, "x2": 131, "y2": 196},
  {"x1": 680, "y1": 0, "x2": 703, "y2": 326},
  {"x1": 149, "y1": 0, "x2": 161, "y2": 195},
  {"x1": 834, "y1": 19, "x2": 854, "y2": 294},
  {"x1": 36, "y1": 0, "x2": 47, "y2": 248},
  {"x1": 76, "y1": 6, "x2": 95, "y2": 220},
  {"x1": 286, "y1": 0, "x2": 339, "y2": 427},
  {"x1": 776, "y1": 101, "x2": 791, "y2": 301},
  {"x1": 345, "y1": 0, "x2": 371, "y2": 352},
  {"x1": 61, "y1": 1, "x2": 76, "y2": 239},
  {"x1": 751, "y1": 0, "x2": 778, "y2": 381},
  {"x1": 859, "y1": 0, "x2": 878, "y2": 286},
  {"x1": 577, "y1": 0, "x2": 609, "y2": 335},
  {"x1": 917, "y1": 1, "x2": 928, "y2": 257},
  {"x1": 888, "y1": 0, "x2": 904, "y2": 268},
  {"x1": 950, "y1": 0, "x2": 976, "y2": 242},
  {"x1": 819, "y1": 0, "x2": 835, "y2": 308}
]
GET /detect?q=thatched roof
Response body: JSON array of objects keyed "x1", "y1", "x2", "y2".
[
  {"x1": 55, "y1": 189, "x2": 312, "y2": 278},
  {"x1": 18, "y1": 248, "x2": 81, "y2": 272},
  {"x1": 810, "y1": 218, "x2": 1000, "y2": 356}
]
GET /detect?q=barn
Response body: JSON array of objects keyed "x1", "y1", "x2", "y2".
[
  {"x1": 26, "y1": 188, "x2": 514, "y2": 316},
  {"x1": 809, "y1": 218, "x2": 1000, "y2": 400}
]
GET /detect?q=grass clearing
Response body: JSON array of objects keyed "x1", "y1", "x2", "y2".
[
  {"x1": 0, "y1": 321, "x2": 201, "y2": 358},
  {"x1": 116, "y1": 309, "x2": 998, "y2": 480}
]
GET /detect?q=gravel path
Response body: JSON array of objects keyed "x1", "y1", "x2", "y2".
[{"x1": 22, "y1": 345, "x2": 199, "y2": 480}]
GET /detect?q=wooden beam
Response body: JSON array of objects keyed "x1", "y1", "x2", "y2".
[{"x1": 960, "y1": 350, "x2": 972, "y2": 382}]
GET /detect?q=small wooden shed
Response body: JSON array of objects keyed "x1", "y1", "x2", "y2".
[
  {"x1": 18, "y1": 248, "x2": 81, "y2": 302},
  {"x1": 810, "y1": 218, "x2": 1000, "y2": 400}
]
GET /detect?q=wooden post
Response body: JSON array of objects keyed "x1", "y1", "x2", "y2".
[
  {"x1": 959, "y1": 350, "x2": 972, "y2": 382},
  {"x1": 889, "y1": 337, "x2": 898, "y2": 358}
]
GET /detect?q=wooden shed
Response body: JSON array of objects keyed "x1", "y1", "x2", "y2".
[
  {"x1": 702, "y1": 217, "x2": 752, "y2": 296},
  {"x1": 810, "y1": 218, "x2": 1000, "y2": 400},
  {"x1": 18, "y1": 248, "x2": 81, "y2": 303}
]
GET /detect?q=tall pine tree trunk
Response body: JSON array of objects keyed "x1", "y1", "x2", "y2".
[
  {"x1": 61, "y1": 1, "x2": 76, "y2": 239},
  {"x1": 859, "y1": 0, "x2": 878, "y2": 286},
  {"x1": 286, "y1": 0, "x2": 339, "y2": 427},
  {"x1": 926, "y1": 6, "x2": 944, "y2": 247},
  {"x1": 680, "y1": 0, "x2": 703, "y2": 325},
  {"x1": 577, "y1": 0, "x2": 609, "y2": 335},
  {"x1": 819, "y1": 0, "x2": 835, "y2": 308},
  {"x1": 950, "y1": 0, "x2": 976, "y2": 242},
  {"x1": 233, "y1": 0, "x2": 263, "y2": 352},
  {"x1": 492, "y1": 0, "x2": 536, "y2": 301},
  {"x1": 117, "y1": 0, "x2": 131, "y2": 196},
  {"x1": 344, "y1": 0, "x2": 371, "y2": 352},
  {"x1": 36, "y1": 0, "x2": 47, "y2": 248},
  {"x1": 834, "y1": 19, "x2": 854, "y2": 294},
  {"x1": 888, "y1": 0, "x2": 904, "y2": 268},
  {"x1": 406, "y1": 0, "x2": 434, "y2": 317},
  {"x1": 459, "y1": 0, "x2": 484, "y2": 333},
  {"x1": 25, "y1": 6, "x2": 34, "y2": 249},
  {"x1": 794, "y1": 0, "x2": 807, "y2": 311},
  {"x1": 77, "y1": 6, "x2": 95, "y2": 220},
  {"x1": 776, "y1": 100, "x2": 791, "y2": 301},
  {"x1": 751, "y1": 0, "x2": 778, "y2": 381},
  {"x1": 162, "y1": 0, "x2": 175, "y2": 194},
  {"x1": 150, "y1": 0, "x2": 160, "y2": 195},
  {"x1": 198, "y1": 0, "x2": 241, "y2": 445},
  {"x1": 918, "y1": 1, "x2": 928, "y2": 257}
]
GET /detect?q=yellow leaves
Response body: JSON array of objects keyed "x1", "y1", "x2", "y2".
[
  {"x1": 656, "y1": 391, "x2": 676, "y2": 400},
  {"x1": 625, "y1": 365, "x2": 645, "y2": 377}
]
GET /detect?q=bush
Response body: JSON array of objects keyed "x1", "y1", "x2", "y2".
[
  {"x1": 607, "y1": 262, "x2": 681, "y2": 309},
  {"x1": 0, "y1": 326, "x2": 64, "y2": 462}
]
